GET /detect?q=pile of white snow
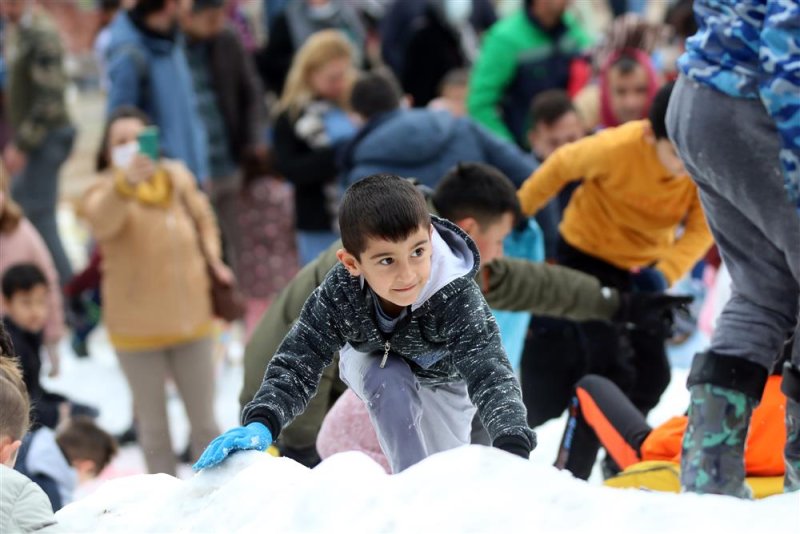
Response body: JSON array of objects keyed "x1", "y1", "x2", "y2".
[{"x1": 57, "y1": 447, "x2": 797, "y2": 533}]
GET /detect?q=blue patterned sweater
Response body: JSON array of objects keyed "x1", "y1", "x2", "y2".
[{"x1": 679, "y1": 0, "x2": 800, "y2": 208}]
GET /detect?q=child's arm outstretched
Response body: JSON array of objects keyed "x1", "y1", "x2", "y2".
[
  {"x1": 446, "y1": 282, "x2": 536, "y2": 458},
  {"x1": 194, "y1": 280, "x2": 347, "y2": 470}
]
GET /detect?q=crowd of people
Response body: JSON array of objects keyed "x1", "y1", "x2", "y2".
[{"x1": 0, "y1": 0, "x2": 798, "y2": 525}]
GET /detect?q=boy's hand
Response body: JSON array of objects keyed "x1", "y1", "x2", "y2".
[
  {"x1": 193, "y1": 422, "x2": 272, "y2": 471},
  {"x1": 46, "y1": 344, "x2": 61, "y2": 378}
]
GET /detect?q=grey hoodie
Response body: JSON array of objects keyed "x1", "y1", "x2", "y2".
[{"x1": 243, "y1": 216, "x2": 536, "y2": 452}]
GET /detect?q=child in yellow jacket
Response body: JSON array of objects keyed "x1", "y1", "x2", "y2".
[{"x1": 516, "y1": 82, "x2": 713, "y2": 434}]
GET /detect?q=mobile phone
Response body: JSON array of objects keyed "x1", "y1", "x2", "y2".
[{"x1": 137, "y1": 127, "x2": 160, "y2": 161}]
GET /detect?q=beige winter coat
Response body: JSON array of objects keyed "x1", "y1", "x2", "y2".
[{"x1": 82, "y1": 161, "x2": 220, "y2": 350}]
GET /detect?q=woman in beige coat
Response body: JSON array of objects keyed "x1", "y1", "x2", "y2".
[{"x1": 82, "y1": 107, "x2": 226, "y2": 475}]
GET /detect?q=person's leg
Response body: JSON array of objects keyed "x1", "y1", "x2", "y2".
[
  {"x1": 208, "y1": 173, "x2": 243, "y2": 277},
  {"x1": 316, "y1": 388, "x2": 390, "y2": 473},
  {"x1": 165, "y1": 337, "x2": 220, "y2": 463},
  {"x1": 11, "y1": 126, "x2": 76, "y2": 283},
  {"x1": 555, "y1": 375, "x2": 652, "y2": 480},
  {"x1": 668, "y1": 76, "x2": 800, "y2": 497},
  {"x1": 339, "y1": 347, "x2": 426, "y2": 473},
  {"x1": 520, "y1": 318, "x2": 586, "y2": 427},
  {"x1": 116, "y1": 347, "x2": 175, "y2": 475},
  {"x1": 627, "y1": 327, "x2": 672, "y2": 416},
  {"x1": 417, "y1": 381, "x2": 476, "y2": 455}
]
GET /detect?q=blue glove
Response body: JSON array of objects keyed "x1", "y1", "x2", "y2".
[
  {"x1": 632, "y1": 267, "x2": 669, "y2": 293},
  {"x1": 323, "y1": 108, "x2": 357, "y2": 145},
  {"x1": 192, "y1": 422, "x2": 272, "y2": 471}
]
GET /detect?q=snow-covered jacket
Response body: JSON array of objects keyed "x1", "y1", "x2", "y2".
[
  {"x1": 243, "y1": 216, "x2": 536, "y2": 453},
  {"x1": 0, "y1": 465, "x2": 61, "y2": 532}
]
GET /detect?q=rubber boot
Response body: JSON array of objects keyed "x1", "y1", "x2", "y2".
[
  {"x1": 782, "y1": 362, "x2": 800, "y2": 492},
  {"x1": 680, "y1": 383, "x2": 757, "y2": 498}
]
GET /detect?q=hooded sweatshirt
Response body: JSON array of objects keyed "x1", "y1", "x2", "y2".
[
  {"x1": 243, "y1": 216, "x2": 536, "y2": 453},
  {"x1": 342, "y1": 109, "x2": 536, "y2": 188}
]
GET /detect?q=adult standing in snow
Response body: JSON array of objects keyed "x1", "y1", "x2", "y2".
[
  {"x1": 666, "y1": 0, "x2": 800, "y2": 497},
  {"x1": 272, "y1": 30, "x2": 358, "y2": 266},
  {"x1": 82, "y1": 107, "x2": 224, "y2": 476},
  {"x1": 1, "y1": 0, "x2": 76, "y2": 285},
  {"x1": 105, "y1": 0, "x2": 210, "y2": 183}
]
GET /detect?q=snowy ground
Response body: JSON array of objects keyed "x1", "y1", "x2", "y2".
[{"x1": 43, "y1": 208, "x2": 797, "y2": 532}]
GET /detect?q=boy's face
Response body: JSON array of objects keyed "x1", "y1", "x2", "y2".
[
  {"x1": 4, "y1": 284, "x2": 49, "y2": 333},
  {"x1": 459, "y1": 213, "x2": 515, "y2": 265},
  {"x1": 655, "y1": 138, "x2": 687, "y2": 177},
  {"x1": 528, "y1": 111, "x2": 585, "y2": 161},
  {"x1": 337, "y1": 225, "x2": 433, "y2": 316},
  {"x1": 608, "y1": 64, "x2": 651, "y2": 124}
]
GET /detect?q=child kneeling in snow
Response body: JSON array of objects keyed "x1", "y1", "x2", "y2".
[{"x1": 195, "y1": 174, "x2": 536, "y2": 473}]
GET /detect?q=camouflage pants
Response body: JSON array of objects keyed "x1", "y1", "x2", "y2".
[{"x1": 681, "y1": 384, "x2": 756, "y2": 498}]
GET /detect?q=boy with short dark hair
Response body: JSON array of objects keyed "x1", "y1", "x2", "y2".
[
  {"x1": 527, "y1": 90, "x2": 586, "y2": 162},
  {"x1": 15, "y1": 416, "x2": 117, "y2": 511},
  {"x1": 197, "y1": 174, "x2": 537, "y2": 473},
  {"x1": 2, "y1": 264, "x2": 97, "y2": 430}
]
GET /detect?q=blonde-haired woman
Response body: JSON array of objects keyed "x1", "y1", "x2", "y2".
[
  {"x1": 273, "y1": 29, "x2": 358, "y2": 265},
  {"x1": 0, "y1": 161, "x2": 63, "y2": 375}
]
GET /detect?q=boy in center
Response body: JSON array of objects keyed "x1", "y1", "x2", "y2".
[{"x1": 195, "y1": 174, "x2": 536, "y2": 473}]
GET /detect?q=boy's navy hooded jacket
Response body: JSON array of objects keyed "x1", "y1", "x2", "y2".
[
  {"x1": 243, "y1": 217, "x2": 536, "y2": 453},
  {"x1": 341, "y1": 109, "x2": 536, "y2": 189}
]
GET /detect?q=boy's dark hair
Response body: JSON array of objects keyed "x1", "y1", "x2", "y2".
[
  {"x1": 132, "y1": 0, "x2": 169, "y2": 16},
  {"x1": 340, "y1": 174, "x2": 431, "y2": 258},
  {"x1": 1, "y1": 264, "x2": 48, "y2": 300},
  {"x1": 96, "y1": 106, "x2": 153, "y2": 172},
  {"x1": 432, "y1": 163, "x2": 521, "y2": 226},
  {"x1": 439, "y1": 68, "x2": 469, "y2": 92},
  {"x1": 56, "y1": 416, "x2": 118, "y2": 474},
  {"x1": 609, "y1": 51, "x2": 642, "y2": 76},
  {"x1": 530, "y1": 89, "x2": 577, "y2": 129},
  {"x1": 649, "y1": 81, "x2": 675, "y2": 139},
  {"x1": 350, "y1": 70, "x2": 403, "y2": 120}
]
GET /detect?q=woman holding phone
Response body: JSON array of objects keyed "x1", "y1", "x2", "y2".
[{"x1": 81, "y1": 106, "x2": 227, "y2": 475}]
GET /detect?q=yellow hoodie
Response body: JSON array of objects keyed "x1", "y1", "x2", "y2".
[{"x1": 518, "y1": 120, "x2": 712, "y2": 284}]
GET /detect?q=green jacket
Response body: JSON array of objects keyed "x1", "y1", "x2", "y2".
[
  {"x1": 4, "y1": 10, "x2": 71, "y2": 152},
  {"x1": 467, "y1": 9, "x2": 592, "y2": 146},
  {"x1": 240, "y1": 239, "x2": 620, "y2": 408}
]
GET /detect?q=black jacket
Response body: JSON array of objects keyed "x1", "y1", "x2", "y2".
[
  {"x1": 243, "y1": 217, "x2": 536, "y2": 454},
  {"x1": 273, "y1": 110, "x2": 339, "y2": 232},
  {"x1": 2, "y1": 318, "x2": 63, "y2": 430},
  {"x1": 207, "y1": 27, "x2": 264, "y2": 164}
]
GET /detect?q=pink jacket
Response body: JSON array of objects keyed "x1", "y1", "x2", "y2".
[
  {"x1": 0, "y1": 219, "x2": 64, "y2": 344},
  {"x1": 317, "y1": 389, "x2": 391, "y2": 473}
]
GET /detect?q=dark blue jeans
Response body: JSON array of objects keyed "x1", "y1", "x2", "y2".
[{"x1": 12, "y1": 125, "x2": 76, "y2": 284}]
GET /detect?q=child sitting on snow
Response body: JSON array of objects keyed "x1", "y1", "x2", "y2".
[
  {"x1": 0, "y1": 327, "x2": 60, "y2": 531},
  {"x1": 196, "y1": 174, "x2": 537, "y2": 473},
  {"x1": 14, "y1": 416, "x2": 117, "y2": 511}
]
